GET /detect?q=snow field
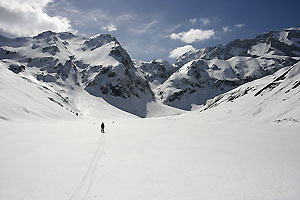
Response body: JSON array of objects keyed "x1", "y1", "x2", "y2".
[{"x1": 1, "y1": 113, "x2": 299, "y2": 200}]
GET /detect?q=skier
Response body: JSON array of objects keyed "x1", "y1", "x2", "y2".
[{"x1": 101, "y1": 122, "x2": 105, "y2": 133}]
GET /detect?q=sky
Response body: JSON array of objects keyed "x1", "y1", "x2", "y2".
[{"x1": 0, "y1": 0, "x2": 299, "y2": 62}]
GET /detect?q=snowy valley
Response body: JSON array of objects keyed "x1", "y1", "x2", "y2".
[{"x1": 0, "y1": 27, "x2": 300, "y2": 200}]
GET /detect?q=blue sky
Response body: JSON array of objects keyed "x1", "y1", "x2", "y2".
[{"x1": 0, "y1": 0, "x2": 299, "y2": 62}]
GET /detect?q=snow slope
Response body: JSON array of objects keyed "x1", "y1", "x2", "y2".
[
  {"x1": 201, "y1": 61, "x2": 300, "y2": 123},
  {"x1": 0, "y1": 61, "x2": 136, "y2": 121},
  {"x1": 0, "y1": 62, "x2": 78, "y2": 121}
]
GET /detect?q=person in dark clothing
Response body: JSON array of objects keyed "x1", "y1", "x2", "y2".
[{"x1": 101, "y1": 122, "x2": 105, "y2": 133}]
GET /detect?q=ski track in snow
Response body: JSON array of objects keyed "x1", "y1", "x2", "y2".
[{"x1": 69, "y1": 132, "x2": 105, "y2": 200}]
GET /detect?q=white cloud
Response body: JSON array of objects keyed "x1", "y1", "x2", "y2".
[
  {"x1": 49, "y1": 5, "x2": 134, "y2": 31},
  {"x1": 222, "y1": 26, "x2": 231, "y2": 32},
  {"x1": 170, "y1": 29, "x2": 215, "y2": 43},
  {"x1": 235, "y1": 24, "x2": 245, "y2": 28},
  {"x1": 199, "y1": 18, "x2": 210, "y2": 25},
  {"x1": 169, "y1": 45, "x2": 196, "y2": 58},
  {"x1": 115, "y1": 14, "x2": 134, "y2": 23},
  {"x1": 166, "y1": 24, "x2": 183, "y2": 33},
  {"x1": 170, "y1": 33, "x2": 181, "y2": 40},
  {"x1": 102, "y1": 24, "x2": 117, "y2": 32},
  {"x1": 129, "y1": 20, "x2": 158, "y2": 35},
  {"x1": 0, "y1": 0, "x2": 74, "y2": 37},
  {"x1": 189, "y1": 18, "x2": 197, "y2": 24},
  {"x1": 189, "y1": 18, "x2": 210, "y2": 25}
]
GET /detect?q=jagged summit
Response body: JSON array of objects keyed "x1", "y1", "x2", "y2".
[
  {"x1": 83, "y1": 33, "x2": 119, "y2": 51},
  {"x1": 176, "y1": 28, "x2": 300, "y2": 69},
  {"x1": 33, "y1": 30, "x2": 57, "y2": 39}
]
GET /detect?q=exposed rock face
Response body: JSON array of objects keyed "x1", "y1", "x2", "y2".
[
  {"x1": 134, "y1": 59, "x2": 176, "y2": 87},
  {"x1": 8, "y1": 63, "x2": 25, "y2": 74}
]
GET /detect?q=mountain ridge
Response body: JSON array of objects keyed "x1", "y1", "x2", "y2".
[
  {"x1": 0, "y1": 27, "x2": 300, "y2": 118},
  {"x1": 157, "y1": 27, "x2": 300, "y2": 110}
]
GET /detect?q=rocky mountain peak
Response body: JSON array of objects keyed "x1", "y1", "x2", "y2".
[{"x1": 83, "y1": 33, "x2": 119, "y2": 51}]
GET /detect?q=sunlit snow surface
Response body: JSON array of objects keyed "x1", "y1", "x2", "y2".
[
  {"x1": 1, "y1": 113, "x2": 299, "y2": 200},
  {"x1": 1, "y1": 63, "x2": 300, "y2": 200}
]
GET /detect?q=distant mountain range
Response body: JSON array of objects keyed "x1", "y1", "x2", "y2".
[
  {"x1": 157, "y1": 27, "x2": 300, "y2": 110},
  {"x1": 0, "y1": 27, "x2": 299, "y2": 117}
]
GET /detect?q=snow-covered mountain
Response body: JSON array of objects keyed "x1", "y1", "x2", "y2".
[
  {"x1": 1, "y1": 27, "x2": 300, "y2": 117},
  {"x1": 0, "y1": 31, "x2": 155, "y2": 117},
  {"x1": 200, "y1": 61, "x2": 300, "y2": 123},
  {"x1": 157, "y1": 27, "x2": 300, "y2": 110}
]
